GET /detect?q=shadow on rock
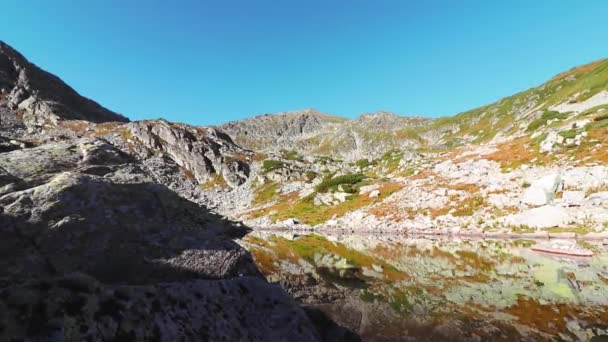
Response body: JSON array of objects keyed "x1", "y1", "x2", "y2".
[
  {"x1": 0, "y1": 172, "x2": 255, "y2": 284},
  {"x1": 0, "y1": 170, "x2": 358, "y2": 340}
]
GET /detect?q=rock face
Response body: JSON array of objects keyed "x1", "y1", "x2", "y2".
[
  {"x1": 0, "y1": 43, "x2": 336, "y2": 341},
  {"x1": 128, "y1": 120, "x2": 252, "y2": 187},
  {"x1": 0, "y1": 41, "x2": 128, "y2": 128},
  {"x1": 0, "y1": 275, "x2": 318, "y2": 341},
  {"x1": 0, "y1": 135, "x2": 326, "y2": 340},
  {"x1": 220, "y1": 109, "x2": 431, "y2": 160}
]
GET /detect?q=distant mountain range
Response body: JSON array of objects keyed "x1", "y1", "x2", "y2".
[{"x1": 220, "y1": 58, "x2": 608, "y2": 159}]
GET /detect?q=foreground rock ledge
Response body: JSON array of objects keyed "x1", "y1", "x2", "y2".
[{"x1": 0, "y1": 136, "x2": 344, "y2": 341}]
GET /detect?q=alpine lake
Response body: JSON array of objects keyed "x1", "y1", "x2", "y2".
[{"x1": 240, "y1": 231, "x2": 608, "y2": 341}]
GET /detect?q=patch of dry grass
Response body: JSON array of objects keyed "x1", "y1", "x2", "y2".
[
  {"x1": 448, "y1": 182, "x2": 482, "y2": 193},
  {"x1": 485, "y1": 137, "x2": 550, "y2": 171},
  {"x1": 252, "y1": 182, "x2": 404, "y2": 225},
  {"x1": 200, "y1": 174, "x2": 229, "y2": 190},
  {"x1": 368, "y1": 202, "x2": 416, "y2": 221},
  {"x1": 573, "y1": 127, "x2": 608, "y2": 165},
  {"x1": 252, "y1": 182, "x2": 279, "y2": 206}
]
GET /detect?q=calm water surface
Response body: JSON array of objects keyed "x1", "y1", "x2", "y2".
[{"x1": 241, "y1": 231, "x2": 608, "y2": 341}]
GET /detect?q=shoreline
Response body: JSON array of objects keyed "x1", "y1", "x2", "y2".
[{"x1": 248, "y1": 226, "x2": 608, "y2": 241}]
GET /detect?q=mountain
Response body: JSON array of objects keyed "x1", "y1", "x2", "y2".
[
  {"x1": 220, "y1": 109, "x2": 431, "y2": 160},
  {"x1": 208, "y1": 58, "x2": 608, "y2": 237},
  {"x1": 2, "y1": 38, "x2": 608, "y2": 340},
  {"x1": 0, "y1": 40, "x2": 128, "y2": 128},
  {"x1": 221, "y1": 59, "x2": 608, "y2": 160},
  {"x1": 0, "y1": 41, "x2": 350, "y2": 341},
  {"x1": 418, "y1": 58, "x2": 608, "y2": 147}
]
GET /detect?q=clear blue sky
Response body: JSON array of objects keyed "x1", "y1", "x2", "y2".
[{"x1": 2, "y1": 0, "x2": 607, "y2": 125}]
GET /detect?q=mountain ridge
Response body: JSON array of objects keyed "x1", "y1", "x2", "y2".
[
  {"x1": 217, "y1": 57, "x2": 608, "y2": 159},
  {"x1": 0, "y1": 40, "x2": 128, "y2": 128}
]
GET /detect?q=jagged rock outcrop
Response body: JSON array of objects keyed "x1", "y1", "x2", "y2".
[
  {"x1": 221, "y1": 108, "x2": 344, "y2": 147},
  {"x1": 0, "y1": 41, "x2": 128, "y2": 129},
  {"x1": 127, "y1": 120, "x2": 252, "y2": 187},
  {"x1": 220, "y1": 109, "x2": 431, "y2": 160}
]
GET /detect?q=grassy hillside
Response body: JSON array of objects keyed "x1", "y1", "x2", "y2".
[{"x1": 425, "y1": 58, "x2": 608, "y2": 147}]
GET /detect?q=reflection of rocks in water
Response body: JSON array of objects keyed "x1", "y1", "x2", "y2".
[
  {"x1": 242, "y1": 231, "x2": 608, "y2": 340},
  {"x1": 311, "y1": 298, "x2": 532, "y2": 341},
  {"x1": 279, "y1": 270, "x2": 355, "y2": 304}
]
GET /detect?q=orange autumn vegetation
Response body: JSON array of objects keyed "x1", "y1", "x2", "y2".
[
  {"x1": 249, "y1": 182, "x2": 404, "y2": 225},
  {"x1": 573, "y1": 127, "x2": 608, "y2": 164},
  {"x1": 485, "y1": 137, "x2": 550, "y2": 170},
  {"x1": 505, "y1": 297, "x2": 608, "y2": 336}
]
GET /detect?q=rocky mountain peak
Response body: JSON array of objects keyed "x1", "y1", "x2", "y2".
[
  {"x1": 357, "y1": 110, "x2": 401, "y2": 119},
  {"x1": 220, "y1": 108, "x2": 344, "y2": 144},
  {"x1": 357, "y1": 110, "x2": 430, "y2": 123},
  {"x1": 0, "y1": 40, "x2": 128, "y2": 128}
]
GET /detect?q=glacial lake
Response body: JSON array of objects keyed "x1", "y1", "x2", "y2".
[{"x1": 240, "y1": 231, "x2": 608, "y2": 341}]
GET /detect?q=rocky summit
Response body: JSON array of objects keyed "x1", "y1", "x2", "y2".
[
  {"x1": 219, "y1": 109, "x2": 431, "y2": 160},
  {"x1": 0, "y1": 41, "x2": 128, "y2": 129},
  {"x1": 1, "y1": 38, "x2": 608, "y2": 341}
]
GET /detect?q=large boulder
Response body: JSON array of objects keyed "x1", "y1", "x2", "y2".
[
  {"x1": 522, "y1": 173, "x2": 562, "y2": 206},
  {"x1": 562, "y1": 190, "x2": 586, "y2": 207},
  {"x1": 0, "y1": 171, "x2": 257, "y2": 283},
  {"x1": 503, "y1": 205, "x2": 571, "y2": 229},
  {"x1": 0, "y1": 275, "x2": 319, "y2": 341}
]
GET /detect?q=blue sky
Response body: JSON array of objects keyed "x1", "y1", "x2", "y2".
[{"x1": 1, "y1": 0, "x2": 607, "y2": 125}]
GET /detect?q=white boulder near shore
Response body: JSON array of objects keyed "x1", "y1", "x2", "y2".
[
  {"x1": 562, "y1": 190, "x2": 586, "y2": 207},
  {"x1": 503, "y1": 205, "x2": 571, "y2": 229},
  {"x1": 522, "y1": 173, "x2": 563, "y2": 206}
]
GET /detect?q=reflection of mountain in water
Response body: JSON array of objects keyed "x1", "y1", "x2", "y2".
[{"x1": 241, "y1": 232, "x2": 608, "y2": 341}]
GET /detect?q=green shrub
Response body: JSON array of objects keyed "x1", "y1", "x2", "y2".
[
  {"x1": 282, "y1": 150, "x2": 301, "y2": 161},
  {"x1": 315, "y1": 173, "x2": 365, "y2": 193},
  {"x1": 340, "y1": 184, "x2": 357, "y2": 194},
  {"x1": 262, "y1": 160, "x2": 285, "y2": 173},
  {"x1": 305, "y1": 171, "x2": 317, "y2": 182},
  {"x1": 526, "y1": 111, "x2": 568, "y2": 132},
  {"x1": 558, "y1": 129, "x2": 578, "y2": 140},
  {"x1": 355, "y1": 159, "x2": 377, "y2": 168}
]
